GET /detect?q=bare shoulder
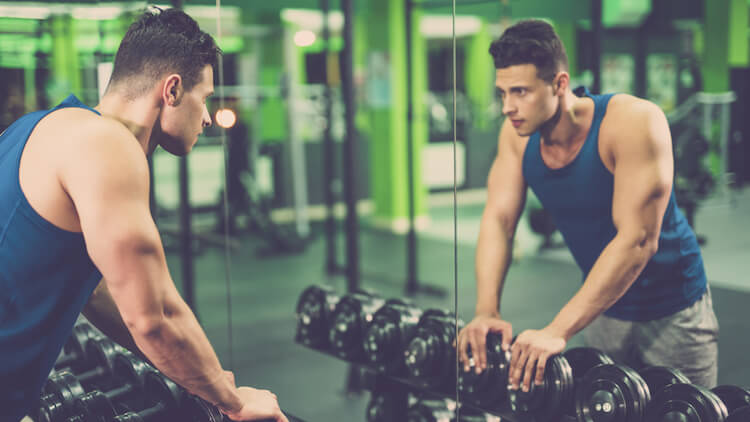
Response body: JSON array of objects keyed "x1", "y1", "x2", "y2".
[
  {"x1": 38, "y1": 109, "x2": 150, "y2": 189},
  {"x1": 601, "y1": 94, "x2": 666, "y2": 137}
]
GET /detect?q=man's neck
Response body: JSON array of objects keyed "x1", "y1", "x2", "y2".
[
  {"x1": 540, "y1": 91, "x2": 592, "y2": 148},
  {"x1": 94, "y1": 91, "x2": 160, "y2": 155}
]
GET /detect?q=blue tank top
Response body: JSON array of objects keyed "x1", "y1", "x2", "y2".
[
  {"x1": 0, "y1": 95, "x2": 102, "y2": 422},
  {"x1": 522, "y1": 89, "x2": 706, "y2": 321}
]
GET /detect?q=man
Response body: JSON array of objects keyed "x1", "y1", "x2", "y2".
[
  {"x1": 456, "y1": 19, "x2": 718, "y2": 393},
  {"x1": 0, "y1": 8, "x2": 287, "y2": 422}
]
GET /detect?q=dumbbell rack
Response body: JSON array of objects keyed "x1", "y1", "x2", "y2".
[{"x1": 297, "y1": 341, "x2": 548, "y2": 422}]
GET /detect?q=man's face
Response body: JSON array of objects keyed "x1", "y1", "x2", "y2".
[
  {"x1": 156, "y1": 65, "x2": 214, "y2": 155},
  {"x1": 495, "y1": 64, "x2": 558, "y2": 136}
]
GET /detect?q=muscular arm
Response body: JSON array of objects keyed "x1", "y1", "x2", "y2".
[
  {"x1": 82, "y1": 279, "x2": 145, "y2": 359},
  {"x1": 61, "y1": 122, "x2": 242, "y2": 414},
  {"x1": 475, "y1": 118, "x2": 528, "y2": 317},
  {"x1": 546, "y1": 99, "x2": 674, "y2": 340}
]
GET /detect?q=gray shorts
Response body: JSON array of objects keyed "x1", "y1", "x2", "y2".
[{"x1": 584, "y1": 287, "x2": 719, "y2": 388}]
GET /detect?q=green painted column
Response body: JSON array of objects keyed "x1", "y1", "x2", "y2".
[
  {"x1": 365, "y1": 0, "x2": 427, "y2": 226},
  {"x1": 248, "y1": 11, "x2": 287, "y2": 142},
  {"x1": 728, "y1": 0, "x2": 749, "y2": 67},
  {"x1": 465, "y1": 22, "x2": 495, "y2": 130},
  {"x1": 702, "y1": 0, "x2": 731, "y2": 92},
  {"x1": 49, "y1": 14, "x2": 81, "y2": 103}
]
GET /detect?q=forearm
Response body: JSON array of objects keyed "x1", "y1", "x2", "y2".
[
  {"x1": 129, "y1": 291, "x2": 242, "y2": 413},
  {"x1": 82, "y1": 280, "x2": 146, "y2": 359},
  {"x1": 475, "y1": 215, "x2": 514, "y2": 317},
  {"x1": 547, "y1": 234, "x2": 655, "y2": 340}
]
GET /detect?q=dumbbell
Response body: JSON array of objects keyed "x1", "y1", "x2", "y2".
[
  {"x1": 328, "y1": 291, "x2": 385, "y2": 360},
  {"x1": 712, "y1": 385, "x2": 750, "y2": 421},
  {"x1": 562, "y1": 347, "x2": 614, "y2": 419},
  {"x1": 506, "y1": 352, "x2": 574, "y2": 422},
  {"x1": 452, "y1": 406, "x2": 498, "y2": 422},
  {"x1": 72, "y1": 371, "x2": 185, "y2": 421},
  {"x1": 45, "y1": 337, "x2": 121, "y2": 394},
  {"x1": 406, "y1": 399, "x2": 453, "y2": 422},
  {"x1": 38, "y1": 353, "x2": 154, "y2": 422},
  {"x1": 365, "y1": 391, "x2": 408, "y2": 422},
  {"x1": 644, "y1": 382, "x2": 728, "y2": 422},
  {"x1": 640, "y1": 365, "x2": 690, "y2": 395},
  {"x1": 404, "y1": 309, "x2": 463, "y2": 391},
  {"x1": 295, "y1": 285, "x2": 341, "y2": 348},
  {"x1": 54, "y1": 323, "x2": 101, "y2": 371},
  {"x1": 363, "y1": 298, "x2": 422, "y2": 374},
  {"x1": 457, "y1": 332, "x2": 510, "y2": 409},
  {"x1": 575, "y1": 363, "x2": 651, "y2": 422}
]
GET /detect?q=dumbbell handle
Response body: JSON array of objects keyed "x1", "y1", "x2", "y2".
[{"x1": 114, "y1": 402, "x2": 167, "y2": 421}]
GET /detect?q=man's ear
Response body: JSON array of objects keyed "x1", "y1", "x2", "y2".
[
  {"x1": 554, "y1": 72, "x2": 570, "y2": 95},
  {"x1": 163, "y1": 74, "x2": 183, "y2": 106}
]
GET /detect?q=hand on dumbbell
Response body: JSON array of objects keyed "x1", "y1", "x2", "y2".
[
  {"x1": 456, "y1": 314, "x2": 512, "y2": 374},
  {"x1": 508, "y1": 328, "x2": 566, "y2": 391},
  {"x1": 220, "y1": 386, "x2": 289, "y2": 422}
]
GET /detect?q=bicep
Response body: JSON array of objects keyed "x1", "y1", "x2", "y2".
[
  {"x1": 61, "y1": 133, "x2": 166, "y2": 315},
  {"x1": 484, "y1": 120, "x2": 528, "y2": 231},
  {"x1": 611, "y1": 105, "x2": 673, "y2": 240}
]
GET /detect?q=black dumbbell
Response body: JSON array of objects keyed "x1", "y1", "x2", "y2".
[
  {"x1": 713, "y1": 385, "x2": 750, "y2": 420},
  {"x1": 506, "y1": 353, "x2": 574, "y2": 422},
  {"x1": 295, "y1": 285, "x2": 341, "y2": 348},
  {"x1": 640, "y1": 365, "x2": 690, "y2": 396},
  {"x1": 54, "y1": 323, "x2": 101, "y2": 371},
  {"x1": 38, "y1": 353, "x2": 154, "y2": 422},
  {"x1": 363, "y1": 298, "x2": 422, "y2": 374},
  {"x1": 406, "y1": 399, "x2": 452, "y2": 422},
  {"x1": 328, "y1": 291, "x2": 385, "y2": 360},
  {"x1": 562, "y1": 347, "x2": 614, "y2": 419},
  {"x1": 575, "y1": 363, "x2": 651, "y2": 422},
  {"x1": 404, "y1": 309, "x2": 463, "y2": 391},
  {"x1": 73, "y1": 372, "x2": 185, "y2": 421},
  {"x1": 727, "y1": 406, "x2": 750, "y2": 422},
  {"x1": 644, "y1": 382, "x2": 728, "y2": 422},
  {"x1": 457, "y1": 332, "x2": 510, "y2": 409},
  {"x1": 44, "y1": 337, "x2": 121, "y2": 394}
]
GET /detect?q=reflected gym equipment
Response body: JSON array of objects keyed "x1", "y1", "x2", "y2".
[
  {"x1": 295, "y1": 284, "x2": 342, "y2": 348},
  {"x1": 363, "y1": 298, "x2": 423, "y2": 374},
  {"x1": 404, "y1": 309, "x2": 462, "y2": 391},
  {"x1": 328, "y1": 291, "x2": 385, "y2": 360}
]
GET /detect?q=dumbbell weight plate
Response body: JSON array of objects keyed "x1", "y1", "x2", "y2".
[
  {"x1": 183, "y1": 394, "x2": 224, "y2": 422},
  {"x1": 726, "y1": 405, "x2": 750, "y2": 422},
  {"x1": 576, "y1": 363, "x2": 650, "y2": 422},
  {"x1": 55, "y1": 323, "x2": 100, "y2": 371},
  {"x1": 640, "y1": 366, "x2": 690, "y2": 397},
  {"x1": 73, "y1": 390, "x2": 118, "y2": 422},
  {"x1": 404, "y1": 309, "x2": 463, "y2": 391},
  {"x1": 644, "y1": 383, "x2": 728, "y2": 422},
  {"x1": 712, "y1": 385, "x2": 750, "y2": 414},
  {"x1": 363, "y1": 298, "x2": 422, "y2": 374},
  {"x1": 457, "y1": 333, "x2": 510, "y2": 409},
  {"x1": 563, "y1": 347, "x2": 615, "y2": 418},
  {"x1": 328, "y1": 291, "x2": 385, "y2": 360},
  {"x1": 507, "y1": 354, "x2": 574, "y2": 422},
  {"x1": 37, "y1": 370, "x2": 86, "y2": 422},
  {"x1": 295, "y1": 285, "x2": 341, "y2": 348}
]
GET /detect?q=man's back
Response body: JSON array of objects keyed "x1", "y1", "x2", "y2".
[{"x1": 0, "y1": 95, "x2": 102, "y2": 422}]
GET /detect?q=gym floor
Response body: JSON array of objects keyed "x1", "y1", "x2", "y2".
[{"x1": 165, "y1": 186, "x2": 750, "y2": 422}]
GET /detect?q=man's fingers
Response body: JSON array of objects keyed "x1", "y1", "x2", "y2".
[
  {"x1": 499, "y1": 323, "x2": 513, "y2": 352},
  {"x1": 474, "y1": 328, "x2": 488, "y2": 373},
  {"x1": 521, "y1": 351, "x2": 538, "y2": 392},
  {"x1": 535, "y1": 353, "x2": 549, "y2": 385},
  {"x1": 277, "y1": 411, "x2": 290, "y2": 422},
  {"x1": 457, "y1": 331, "x2": 470, "y2": 371},
  {"x1": 509, "y1": 342, "x2": 529, "y2": 389}
]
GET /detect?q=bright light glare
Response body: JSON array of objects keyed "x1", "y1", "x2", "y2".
[
  {"x1": 294, "y1": 30, "x2": 316, "y2": 47},
  {"x1": 215, "y1": 108, "x2": 237, "y2": 129}
]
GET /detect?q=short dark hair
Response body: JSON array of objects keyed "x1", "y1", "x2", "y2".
[
  {"x1": 108, "y1": 7, "x2": 221, "y2": 97},
  {"x1": 489, "y1": 19, "x2": 568, "y2": 82}
]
